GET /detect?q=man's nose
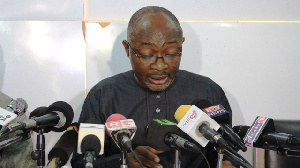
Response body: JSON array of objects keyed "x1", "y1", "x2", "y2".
[{"x1": 151, "y1": 56, "x2": 168, "y2": 70}]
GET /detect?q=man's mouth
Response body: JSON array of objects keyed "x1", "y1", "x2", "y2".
[{"x1": 148, "y1": 75, "x2": 168, "y2": 85}]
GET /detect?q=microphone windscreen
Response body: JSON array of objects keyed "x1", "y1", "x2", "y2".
[
  {"x1": 174, "y1": 105, "x2": 191, "y2": 122},
  {"x1": 77, "y1": 123, "x2": 105, "y2": 155},
  {"x1": 105, "y1": 113, "x2": 127, "y2": 137},
  {"x1": 29, "y1": 106, "x2": 48, "y2": 118},
  {"x1": 16, "y1": 98, "x2": 28, "y2": 114},
  {"x1": 106, "y1": 113, "x2": 127, "y2": 122},
  {"x1": 232, "y1": 125, "x2": 250, "y2": 140},
  {"x1": 81, "y1": 134, "x2": 101, "y2": 157},
  {"x1": 191, "y1": 99, "x2": 212, "y2": 109},
  {"x1": 46, "y1": 101, "x2": 74, "y2": 132},
  {"x1": 48, "y1": 122, "x2": 79, "y2": 166}
]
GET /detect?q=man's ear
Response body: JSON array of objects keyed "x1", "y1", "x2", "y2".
[
  {"x1": 182, "y1": 37, "x2": 185, "y2": 43},
  {"x1": 122, "y1": 40, "x2": 130, "y2": 57}
]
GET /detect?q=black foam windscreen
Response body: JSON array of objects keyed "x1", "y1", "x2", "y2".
[
  {"x1": 81, "y1": 134, "x2": 101, "y2": 157},
  {"x1": 48, "y1": 122, "x2": 79, "y2": 166},
  {"x1": 146, "y1": 119, "x2": 181, "y2": 151},
  {"x1": 29, "y1": 106, "x2": 51, "y2": 133},
  {"x1": 191, "y1": 99, "x2": 212, "y2": 109},
  {"x1": 46, "y1": 101, "x2": 74, "y2": 132},
  {"x1": 232, "y1": 125, "x2": 250, "y2": 140},
  {"x1": 29, "y1": 106, "x2": 48, "y2": 118}
]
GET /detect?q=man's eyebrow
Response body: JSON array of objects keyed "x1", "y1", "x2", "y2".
[
  {"x1": 164, "y1": 41, "x2": 178, "y2": 45},
  {"x1": 141, "y1": 42, "x2": 154, "y2": 46}
]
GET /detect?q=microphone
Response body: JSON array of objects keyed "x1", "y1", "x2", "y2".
[
  {"x1": 0, "y1": 91, "x2": 28, "y2": 115},
  {"x1": 1, "y1": 101, "x2": 74, "y2": 134},
  {"x1": 192, "y1": 99, "x2": 247, "y2": 152},
  {"x1": 175, "y1": 105, "x2": 253, "y2": 168},
  {"x1": 77, "y1": 119, "x2": 105, "y2": 156},
  {"x1": 47, "y1": 122, "x2": 79, "y2": 168},
  {"x1": 81, "y1": 134, "x2": 101, "y2": 168},
  {"x1": 105, "y1": 114, "x2": 137, "y2": 151},
  {"x1": 105, "y1": 114, "x2": 146, "y2": 167},
  {"x1": 174, "y1": 105, "x2": 226, "y2": 148},
  {"x1": 0, "y1": 91, "x2": 28, "y2": 130},
  {"x1": 6, "y1": 98, "x2": 28, "y2": 116},
  {"x1": 146, "y1": 119, "x2": 201, "y2": 152},
  {"x1": 235, "y1": 116, "x2": 300, "y2": 150}
]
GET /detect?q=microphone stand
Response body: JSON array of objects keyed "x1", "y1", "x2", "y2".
[
  {"x1": 120, "y1": 149, "x2": 128, "y2": 168},
  {"x1": 223, "y1": 148, "x2": 253, "y2": 168},
  {"x1": 31, "y1": 129, "x2": 46, "y2": 168},
  {"x1": 216, "y1": 149, "x2": 224, "y2": 168},
  {"x1": 170, "y1": 147, "x2": 181, "y2": 168},
  {"x1": 212, "y1": 141, "x2": 252, "y2": 168}
]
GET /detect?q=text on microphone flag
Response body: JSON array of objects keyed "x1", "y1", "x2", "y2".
[
  {"x1": 105, "y1": 119, "x2": 136, "y2": 130},
  {"x1": 182, "y1": 110, "x2": 197, "y2": 127},
  {"x1": 244, "y1": 116, "x2": 269, "y2": 147},
  {"x1": 201, "y1": 105, "x2": 227, "y2": 117}
]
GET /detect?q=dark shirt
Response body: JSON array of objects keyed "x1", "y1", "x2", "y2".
[{"x1": 71, "y1": 70, "x2": 232, "y2": 168}]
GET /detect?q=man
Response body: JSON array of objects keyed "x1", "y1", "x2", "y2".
[{"x1": 72, "y1": 6, "x2": 234, "y2": 168}]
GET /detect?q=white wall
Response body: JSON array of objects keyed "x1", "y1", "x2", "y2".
[
  {"x1": 0, "y1": 21, "x2": 86, "y2": 167},
  {"x1": 1, "y1": 1, "x2": 300, "y2": 168},
  {"x1": 84, "y1": 0, "x2": 300, "y2": 21},
  {"x1": 0, "y1": 1, "x2": 85, "y2": 167}
]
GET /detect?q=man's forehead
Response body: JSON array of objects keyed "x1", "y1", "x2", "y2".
[
  {"x1": 136, "y1": 13, "x2": 173, "y2": 29},
  {"x1": 130, "y1": 14, "x2": 181, "y2": 43}
]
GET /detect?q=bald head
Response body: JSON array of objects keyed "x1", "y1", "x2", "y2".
[{"x1": 127, "y1": 6, "x2": 183, "y2": 42}]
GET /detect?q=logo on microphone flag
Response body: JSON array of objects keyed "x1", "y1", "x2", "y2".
[{"x1": 182, "y1": 110, "x2": 197, "y2": 127}]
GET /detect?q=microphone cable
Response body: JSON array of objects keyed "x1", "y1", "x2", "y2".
[
  {"x1": 223, "y1": 147, "x2": 252, "y2": 168},
  {"x1": 226, "y1": 145, "x2": 252, "y2": 166},
  {"x1": 0, "y1": 124, "x2": 25, "y2": 141},
  {"x1": 185, "y1": 140, "x2": 211, "y2": 168},
  {"x1": 129, "y1": 147, "x2": 144, "y2": 168},
  {"x1": 194, "y1": 148, "x2": 211, "y2": 168}
]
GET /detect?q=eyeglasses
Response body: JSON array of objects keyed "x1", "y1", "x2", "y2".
[{"x1": 127, "y1": 43, "x2": 182, "y2": 64}]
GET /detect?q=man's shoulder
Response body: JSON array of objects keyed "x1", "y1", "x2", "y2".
[
  {"x1": 100, "y1": 70, "x2": 133, "y2": 85},
  {"x1": 177, "y1": 70, "x2": 216, "y2": 85},
  {"x1": 90, "y1": 70, "x2": 133, "y2": 92},
  {"x1": 176, "y1": 70, "x2": 224, "y2": 93}
]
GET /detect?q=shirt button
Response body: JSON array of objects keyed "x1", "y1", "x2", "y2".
[
  {"x1": 156, "y1": 95, "x2": 160, "y2": 99},
  {"x1": 156, "y1": 108, "x2": 161, "y2": 113}
]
